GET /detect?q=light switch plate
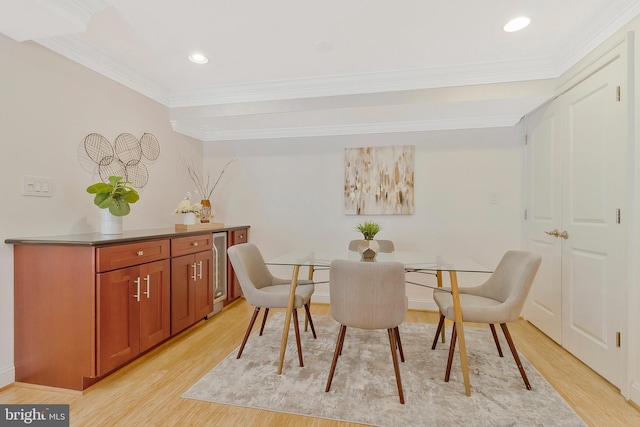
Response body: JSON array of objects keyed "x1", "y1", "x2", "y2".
[{"x1": 22, "y1": 175, "x2": 53, "y2": 197}]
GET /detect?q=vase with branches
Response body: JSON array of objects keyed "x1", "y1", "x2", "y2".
[{"x1": 182, "y1": 158, "x2": 237, "y2": 223}]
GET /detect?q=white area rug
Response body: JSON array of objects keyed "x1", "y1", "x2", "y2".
[{"x1": 183, "y1": 314, "x2": 585, "y2": 427}]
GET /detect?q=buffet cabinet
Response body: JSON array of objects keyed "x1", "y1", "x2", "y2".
[{"x1": 8, "y1": 226, "x2": 248, "y2": 391}]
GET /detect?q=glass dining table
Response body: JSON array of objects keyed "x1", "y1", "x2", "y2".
[{"x1": 265, "y1": 249, "x2": 493, "y2": 397}]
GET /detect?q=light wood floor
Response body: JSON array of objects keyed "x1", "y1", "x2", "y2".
[{"x1": 1, "y1": 299, "x2": 639, "y2": 426}]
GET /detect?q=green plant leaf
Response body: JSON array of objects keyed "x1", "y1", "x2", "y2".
[
  {"x1": 123, "y1": 190, "x2": 140, "y2": 204},
  {"x1": 86, "y1": 182, "x2": 111, "y2": 194},
  {"x1": 109, "y1": 198, "x2": 130, "y2": 216},
  {"x1": 94, "y1": 193, "x2": 111, "y2": 208}
]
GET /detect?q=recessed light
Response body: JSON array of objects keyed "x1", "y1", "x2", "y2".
[
  {"x1": 504, "y1": 16, "x2": 531, "y2": 32},
  {"x1": 188, "y1": 52, "x2": 208, "y2": 64}
]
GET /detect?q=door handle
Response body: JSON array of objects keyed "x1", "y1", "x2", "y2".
[
  {"x1": 143, "y1": 274, "x2": 150, "y2": 298},
  {"x1": 544, "y1": 229, "x2": 569, "y2": 239},
  {"x1": 133, "y1": 277, "x2": 141, "y2": 302}
]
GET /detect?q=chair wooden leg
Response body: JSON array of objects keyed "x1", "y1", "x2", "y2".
[
  {"x1": 259, "y1": 308, "x2": 270, "y2": 336},
  {"x1": 326, "y1": 325, "x2": 347, "y2": 392},
  {"x1": 387, "y1": 328, "x2": 405, "y2": 404},
  {"x1": 432, "y1": 314, "x2": 446, "y2": 350},
  {"x1": 500, "y1": 323, "x2": 531, "y2": 390},
  {"x1": 489, "y1": 324, "x2": 503, "y2": 357},
  {"x1": 445, "y1": 323, "x2": 457, "y2": 382},
  {"x1": 304, "y1": 303, "x2": 317, "y2": 339},
  {"x1": 292, "y1": 309, "x2": 303, "y2": 367},
  {"x1": 237, "y1": 307, "x2": 260, "y2": 359},
  {"x1": 394, "y1": 327, "x2": 405, "y2": 362},
  {"x1": 337, "y1": 327, "x2": 347, "y2": 356}
]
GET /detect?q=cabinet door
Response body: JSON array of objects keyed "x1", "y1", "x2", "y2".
[
  {"x1": 139, "y1": 260, "x2": 171, "y2": 352},
  {"x1": 171, "y1": 254, "x2": 196, "y2": 335},
  {"x1": 97, "y1": 266, "x2": 140, "y2": 375},
  {"x1": 194, "y1": 250, "x2": 214, "y2": 320},
  {"x1": 227, "y1": 228, "x2": 248, "y2": 302}
]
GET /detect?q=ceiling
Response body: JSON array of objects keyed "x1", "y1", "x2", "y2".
[{"x1": 2, "y1": 0, "x2": 640, "y2": 142}]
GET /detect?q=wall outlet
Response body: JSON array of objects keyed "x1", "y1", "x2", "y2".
[{"x1": 22, "y1": 175, "x2": 53, "y2": 197}]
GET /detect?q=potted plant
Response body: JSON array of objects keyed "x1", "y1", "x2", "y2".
[
  {"x1": 87, "y1": 176, "x2": 139, "y2": 234},
  {"x1": 87, "y1": 175, "x2": 140, "y2": 216},
  {"x1": 355, "y1": 221, "x2": 382, "y2": 260},
  {"x1": 356, "y1": 221, "x2": 381, "y2": 240},
  {"x1": 174, "y1": 192, "x2": 201, "y2": 225}
]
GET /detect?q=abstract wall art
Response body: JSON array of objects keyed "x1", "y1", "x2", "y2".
[{"x1": 344, "y1": 145, "x2": 415, "y2": 215}]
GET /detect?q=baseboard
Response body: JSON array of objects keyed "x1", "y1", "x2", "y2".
[
  {"x1": 0, "y1": 363, "x2": 15, "y2": 389},
  {"x1": 629, "y1": 379, "x2": 640, "y2": 406}
]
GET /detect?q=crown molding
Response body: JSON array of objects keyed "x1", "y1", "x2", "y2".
[
  {"x1": 553, "y1": 0, "x2": 640, "y2": 75},
  {"x1": 36, "y1": 34, "x2": 170, "y2": 105},
  {"x1": 167, "y1": 58, "x2": 558, "y2": 108},
  {"x1": 52, "y1": 0, "x2": 108, "y2": 22},
  {"x1": 171, "y1": 115, "x2": 523, "y2": 143}
]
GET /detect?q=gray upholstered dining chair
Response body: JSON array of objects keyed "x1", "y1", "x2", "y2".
[
  {"x1": 431, "y1": 250, "x2": 541, "y2": 389},
  {"x1": 348, "y1": 239, "x2": 395, "y2": 252},
  {"x1": 325, "y1": 259, "x2": 407, "y2": 404},
  {"x1": 227, "y1": 243, "x2": 316, "y2": 367}
]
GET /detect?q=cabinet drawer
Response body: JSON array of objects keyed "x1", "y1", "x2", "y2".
[
  {"x1": 96, "y1": 239, "x2": 170, "y2": 272},
  {"x1": 171, "y1": 233, "x2": 213, "y2": 257},
  {"x1": 232, "y1": 229, "x2": 248, "y2": 244}
]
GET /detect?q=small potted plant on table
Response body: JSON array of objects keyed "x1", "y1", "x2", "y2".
[
  {"x1": 355, "y1": 220, "x2": 382, "y2": 260},
  {"x1": 86, "y1": 175, "x2": 139, "y2": 234}
]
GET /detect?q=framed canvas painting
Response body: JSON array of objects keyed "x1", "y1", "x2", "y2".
[{"x1": 344, "y1": 145, "x2": 415, "y2": 215}]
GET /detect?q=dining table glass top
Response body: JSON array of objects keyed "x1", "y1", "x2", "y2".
[{"x1": 265, "y1": 249, "x2": 493, "y2": 274}]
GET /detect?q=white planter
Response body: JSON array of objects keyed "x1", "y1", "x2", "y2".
[
  {"x1": 183, "y1": 212, "x2": 196, "y2": 225},
  {"x1": 101, "y1": 209, "x2": 123, "y2": 235},
  {"x1": 358, "y1": 239, "x2": 380, "y2": 261}
]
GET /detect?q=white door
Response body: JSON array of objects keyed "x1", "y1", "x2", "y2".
[
  {"x1": 523, "y1": 103, "x2": 563, "y2": 344},
  {"x1": 524, "y1": 52, "x2": 627, "y2": 389},
  {"x1": 559, "y1": 55, "x2": 627, "y2": 389}
]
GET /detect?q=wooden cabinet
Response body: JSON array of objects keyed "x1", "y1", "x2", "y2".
[
  {"x1": 226, "y1": 227, "x2": 248, "y2": 303},
  {"x1": 97, "y1": 259, "x2": 170, "y2": 375},
  {"x1": 170, "y1": 234, "x2": 214, "y2": 335},
  {"x1": 8, "y1": 225, "x2": 248, "y2": 391},
  {"x1": 95, "y1": 239, "x2": 171, "y2": 375}
]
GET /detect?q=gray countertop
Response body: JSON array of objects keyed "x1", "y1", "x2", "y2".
[{"x1": 4, "y1": 225, "x2": 250, "y2": 246}]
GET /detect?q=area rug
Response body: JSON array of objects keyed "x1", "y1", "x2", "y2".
[{"x1": 183, "y1": 314, "x2": 585, "y2": 427}]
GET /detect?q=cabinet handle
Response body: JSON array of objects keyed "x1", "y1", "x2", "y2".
[
  {"x1": 133, "y1": 277, "x2": 141, "y2": 302},
  {"x1": 143, "y1": 274, "x2": 150, "y2": 298},
  {"x1": 559, "y1": 230, "x2": 569, "y2": 239},
  {"x1": 137, "y1": 250, "x2": 144, "y2": 256},
  {"x1": 192, "y1": 262, "x2": 197, "y2": 281},
  {"x1": 192, "y1": 242, "x2": 199, "y2": 247},
  {"x1": 545, "y1": 229, "x2": 560, "y2": 237},
  {"x1": 198, "y1": 261, "x2": 203, "y2": 280}
]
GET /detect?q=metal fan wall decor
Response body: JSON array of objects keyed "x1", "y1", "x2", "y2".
[{"x1": 82, "y1": 132, "x2": 160, "y2": 188}]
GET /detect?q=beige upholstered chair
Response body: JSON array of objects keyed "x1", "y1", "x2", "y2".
[
  {"x1": 432, "y1": 250, "x2": 541, "y2": 389},
  {"x1": 348, "y1": 239, "x2": 395, "y2": 252},
  {"x1": 227, "y1": 243, "x2": 316, "y2": 367},
  {"x1": 325, "y1": 259, "x2": 407, "y2": 403}
]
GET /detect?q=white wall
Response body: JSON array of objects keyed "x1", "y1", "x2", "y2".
[
  {"x1": 205, "y1": 127, "x2": 525, "y2": 306},
  {"x1": 0, "y1": 35, "x2": 204, "y2": 387}
]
